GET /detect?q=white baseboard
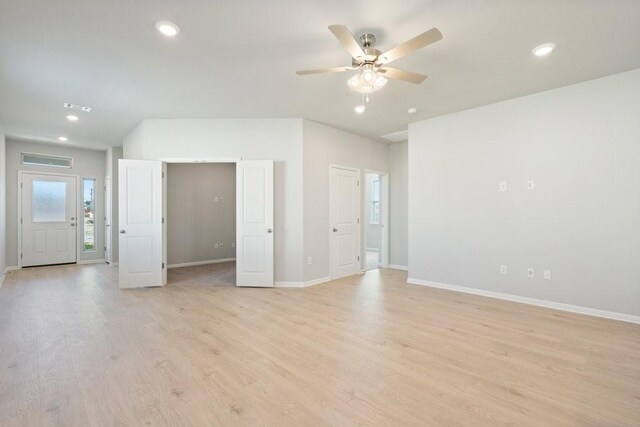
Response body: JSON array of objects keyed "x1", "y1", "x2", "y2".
[
  {"x1": 77, "y1": 259, "x2": 106, "y2": 265},
  {"x1": 5, "y1": 266, "x2": 19, "y2": 273},
  {"x1": 407, "y1": 278, "x2": 640, "y2": 325},
  {"x1": 388, "y1": 264, "x2": 408, "y2": 271},
  {"x1": 109, "y1": 262, "x2": 119, "y2": 267},
  {"x1": 275, "y1": 276, "x2": 331, "y2": 288},
  {"x1": 168, "y1": 258, "x2": 236, "y2": 269}
]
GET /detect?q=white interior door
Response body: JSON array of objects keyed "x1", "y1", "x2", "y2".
[
  {"x1": 104, "y1": 175, "x2": 112, "y2": 264},
  {"x1": 21, "y1": 173, "x2": 77, "y2": 267},
  {"x1": 118, "y1": 160, "x2": 165, "y2": 289},
  {"x1": 236, "y1": 160, "x2": 274, "y2": 287},
  {"x1": 330, "y1": 166, "x2": 361, "y2": 279}
]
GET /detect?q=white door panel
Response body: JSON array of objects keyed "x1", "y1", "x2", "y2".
[
  {"x1": 118, "y1": 160, "x2": 165, "y2": 288},
  {"x1": 236, "y1": 160, "x2": 274, "y2": 287},
  {"x1": 330, "y1": 167, "x2": 361, "y2": 279},
  {"x1": 21, "y1": 173, "x2": 77, "y2": 267}
]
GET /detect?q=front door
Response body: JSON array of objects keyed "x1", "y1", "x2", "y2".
[{"x1": 21, "y1": 173, "x2": 77, "y2": 267}]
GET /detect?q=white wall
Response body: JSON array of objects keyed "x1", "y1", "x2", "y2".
[
  {"x1": 122, "y1": 118, "x2": 304, "y2": 283},
  {"x1": 5, "y1": 139, "x2": 106, "y2": 267},
  {"x1": 303, "y1": 120, "x2": 389, "y2": 281},
  {"x1": 167, "y1": 163, "x2": 236, "y2": 265},
  {"x1": 0, "y1": 126, "x2": 6, "y2": 280},
  {"x1": 408, "y1": 69, "x2": 640, "y2": 317},
  {"x1": 105, "y1": 146, "x2": 122, "y2": 263},
  {"x1": 389, "y1": 141, "x2": 408, "y2": 267}
]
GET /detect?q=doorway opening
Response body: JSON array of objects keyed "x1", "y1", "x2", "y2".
[
  {"x1": 166, "y1": 162, "x2": 237, "y2": 286},
  {"x1": 364, "y1": 171, "x2": 389, "y2": 271}
]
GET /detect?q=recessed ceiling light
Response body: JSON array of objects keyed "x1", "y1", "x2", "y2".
[
  {"x1": 66, "y1": 114, "x2": 79, "y2": 122},
  {"x1": 532, "y1": 43, "x2": 556, "y2": 57},
  {"x1": 354, "y1": 105, "x2": 366, "y2": 114},
  {"x1": 58, "y1": 136, "x2": 68, "y2": 142},
  {"x1": 155, "y1": 20, "x2": 180, "y2": 37},
  {"x1": 408, "y1": 107, "x2": 418, "y2": 114}
]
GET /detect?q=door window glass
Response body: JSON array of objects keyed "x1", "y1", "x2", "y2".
[
  {"x1": 83, "y1": 179, "x2": 96, "y2": 251},
  {"x1": 32, "y1": 181, "x2": 66, "y2": 222}
]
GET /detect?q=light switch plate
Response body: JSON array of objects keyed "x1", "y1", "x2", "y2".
[
  {"x1": 499, "y1": 181, "x2": 507, "y2": 192},
  {"x1": 527, "y1": 180, "x2": 535, "y2": 190},
  {"x1": 214, "y1": 196, "x2": 219, "y2": 202},
  {"x1": 527, "y1": 268, "x2": 535, "y2": 278},
  {"x1": 544, "y1": 270, "x2": 551, "y2": 280},
  {"x1": 500, "y1": 265, "x2": 507, "y2": 275}
]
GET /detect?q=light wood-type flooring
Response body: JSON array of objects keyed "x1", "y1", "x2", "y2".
[{"x1": 1, "y1": 264, "x2": 639, "y2": 426}]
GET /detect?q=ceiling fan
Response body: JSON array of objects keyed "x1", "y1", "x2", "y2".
[{"x1": 296, "y1": 24, "x2": 443, "y2": 86}]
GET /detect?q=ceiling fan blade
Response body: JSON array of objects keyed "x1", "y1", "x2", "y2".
[
  {"x1": 379, "y1": 67, "x2": 427, "y2": 84},
  {"x1": 328, "y1": 24, "x2": 366, "y2": 60},
  {"x1": 377, "y1": 28, "x2": 442, "y2": 64},
  {"x1": 296, "y1": 66, "x2": 355, "y2": 75}
]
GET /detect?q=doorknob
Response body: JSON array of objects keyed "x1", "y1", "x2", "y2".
[
  {"x1": 333, "y1": 228, "x2": 338, "y2": 232},
  {"x1": 70, "y1": 223, "x2": 75, "y2": 226},
  {"x1": 120, "y1": 229, "x2": 126, "y2": 234},
  {"x1": 267, "y1": 228, "x2": 272, "y2": 233}
]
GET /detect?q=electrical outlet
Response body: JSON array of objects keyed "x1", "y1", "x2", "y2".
[
  {"x1": 307, "y1": 257, "x2": 313, "y2": 265},
  {"x1": 214, "y1": 243, "x2": 219, "y2": 249},
  {"x1": 219, "y1": 242, "x2": 223, "y2": 249},
  {"x1": 527, "y1": 180, "x2": 535, "y2": 190},
  {"x1": 231, "y1": 242, "x2": 235, "y2": 248},
  {"x1": 499, "y1": 181, "x2": 507, "y2": 192},
  {"x1": 214, "y1": 196, "x2": 219, "y2": 202},
  {"x1": 527, "y1": 268, "x2": 535, "y2": 278},
  {"x1": 544, "y1": 270, "x2": 551, "y2": 280},
  {"x1": 219, "y1": 196, "x2": 224, "y2": 202},
  {"x1": 500, "y1": 265, "x2": 507, "y2": 275}
]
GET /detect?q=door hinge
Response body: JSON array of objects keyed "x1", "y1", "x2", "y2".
[
  {"x1": 21, "y1": 253, "x2": 23, "y2": 259},
  {"x1": 357, "y1": 218, "x2": 360, "y2": 224},
  {"x1": 162, "y1": 262, "x2": 165, "y2": 269},
  {"x1": 357, "y1": 180, "x2": 360, "y2": 186},
  {"x1": 162, "y1": 172, "x2": 165, "y2": 178},
  {"x1": 357, "y1": 256, "x2": 360, "y2": 261},
  {"x1": 20, "y1": 218, "x2": 23, "y2": 224},
  {"x1": 162, "y1": 217, "x2": 165, "y2": 224},
  {"x1": 104, "y1": 246, "x2": 107, "y2": 251}
]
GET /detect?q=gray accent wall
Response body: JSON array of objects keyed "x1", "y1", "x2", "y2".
[
  {"x1": 408, "y1": 69, "x2": 640, "y2": 317},
  {"x1": 5, "y1": 139, "x2": 106, "y2": 267},
  {"x1": 389, "y1": 141, "x2": 408, "y2": 267},
  {"x1": 167, "y1": 163, "x2": 236, "y2": 265}
]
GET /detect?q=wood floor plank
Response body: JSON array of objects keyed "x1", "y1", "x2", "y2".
[{"x1": 0, "y1": 264, "x2": 638, "y2": 426}]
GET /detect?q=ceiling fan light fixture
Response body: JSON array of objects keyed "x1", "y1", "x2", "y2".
[
  {"x1": 347, "y1": 74, "x2": 387, "y2": 94},
  {"x1": 354, "y1": 104, "x2": 366, "y2": 114}
]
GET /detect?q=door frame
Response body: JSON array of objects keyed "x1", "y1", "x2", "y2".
[
  {"x1": 364, "y1": 169, "x2": 390, "y2": 269},
  {"x1": 17, "y1": 170, "x2": 81, "y2": 269},
  {"x1": 329, "y1": 164, "x2": 362, "y2": 279}
]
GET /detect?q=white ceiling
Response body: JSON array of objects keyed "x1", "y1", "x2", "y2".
[{"x1": 1, "y1": 0, "x2": 639, "y2": 150}]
